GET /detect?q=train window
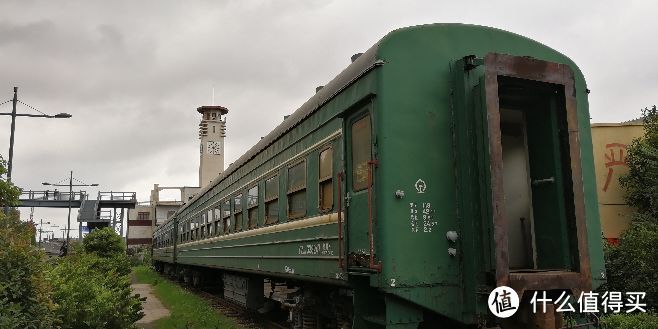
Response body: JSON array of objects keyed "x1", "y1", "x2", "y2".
[
  {"x1": 351, "y1": 114, "x2": 372, "y2": 191},
  {"x1": 222, "y1": 199, "x2": 231, "y2": 234},
  {"x1": 207, "y1": 209, "x2": 213, "y2": 237},
  {"x1": 247, "y1": 185, "x2": 259, "y2": 229},
  {"x1": 192, "y1": 218, "x2": 196, "y2": 241},
  {"x1": 319, "y1": 147, "x2": 333, "y2": 211},
  {"x1": 265, "y1": 175, "x2": 279, "y2": 225},
  {"x1": 234, "y1": 194, "x2": 243, "y2": 231},
  {"x1": 197, "y1": 216, "x2": 201, "y2": 239},
  {"x1": 287, "y1": 161, "x2": 307, "y2": 219},
  {"x1": 181, "y1": 222, "x2": 185, "y2": 242},
  {"x1": 201, "y1": 213, "x2": 207, "y2": 238},
  {"x1": 213, "y1": 206, "x2": 221, "y2": 236},
  {"x1": 194, "y1": 217, "x2": 199, "y2": 240}
]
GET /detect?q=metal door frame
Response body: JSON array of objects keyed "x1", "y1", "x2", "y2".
[{"x1": 483, "y1": 53, "x2": 591, "y2": 296}]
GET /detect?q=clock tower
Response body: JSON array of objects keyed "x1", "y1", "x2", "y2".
[{"x1": 198, "y1": 105, "x2": 228, "y2": 188}]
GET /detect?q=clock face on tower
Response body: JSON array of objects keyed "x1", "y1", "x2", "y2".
[{"x1": 206, "y1": 141, "x2": 222, "y2": 155}]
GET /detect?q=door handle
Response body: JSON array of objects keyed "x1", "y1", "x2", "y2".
[{"x1": 532, "y1": 177, "x2": 555, "y2": 186}]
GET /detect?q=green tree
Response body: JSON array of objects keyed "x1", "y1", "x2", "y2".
[
  {"x1": 604, "y1": 106, "x2": 658, "y2": 311},
  {"x1": 82, "y1": 226, "x2": 125, "y2": 258},
  {"x1": 620, "y1": 105, "x2": 658, "y2": 221},
  {"x1": 0, "y1": 156, "x2": 58, "y2": 329}
]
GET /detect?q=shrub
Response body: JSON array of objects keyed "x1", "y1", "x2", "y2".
[
  {"x1": 127, "y1": 246, "x2": 152, "y2": 267},
  {"x1": 0, "y1": 156, "x2": 58, "y2": 329},
  {"x1": 83, "y1": 226, "x2": 125, "y2": 258},
  {"x1": 0, "y1": 212, "x2": 59, "y2": 329},
  {"x1": 600, "y1": 312, "x2": 658, "y2": 329},
  {"x1": 48, "y1": 252, "x2": 143, "y2": 329},
  {"x1": 604, "y1": 221, "x2": 658, "y2": 311}
]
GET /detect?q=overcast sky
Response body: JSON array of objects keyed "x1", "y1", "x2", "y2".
[{"x1": 1, "y1": 0, "x2": 656, "y2": 237}]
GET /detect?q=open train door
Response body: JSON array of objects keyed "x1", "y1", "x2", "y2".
[
  {"x1": 481, "y1": 53, "x2": 591, "y2": 292},
  {"x1": 454, "y1": 54, "x2": 592, "y2": 328}
]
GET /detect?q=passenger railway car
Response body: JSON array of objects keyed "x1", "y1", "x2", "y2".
[{"x1": 152, "y1": 23, "x2": 605, "y2": 329}]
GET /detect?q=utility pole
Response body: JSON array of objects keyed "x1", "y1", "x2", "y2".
[
  {"x1": 38, "y1": 218, "x2": 50, "y2": 248},
  {"x1": 2, "y1": 88, "x2": 17, "y2": 215},
  {"x1": 2, "y1": 87, "x2": 72, "y2": 215},
  {"x1": 7, "y1": 87, "x2": 17, "y2": 184},
  {"x1": 43, "y1": 172, "x2": 97, "y2": 245},
  {"x1": 67, "y1": 171, "x2": 72, "y2": 243}
]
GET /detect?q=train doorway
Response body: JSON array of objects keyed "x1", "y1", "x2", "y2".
[
  {"x1": 497, "y1": 76, "x2": 575, "y2": 272},
  {"x1": 344, "y1": 104, "x2": 378, "y2": 270},
  {"x1": 481, "y1": 53, "x2": 590, "y2": 293},
  {"x1": 498, "y1": 76, "x2": 574, "y2": 271}
]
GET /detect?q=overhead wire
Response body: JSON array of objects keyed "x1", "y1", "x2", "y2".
[{"x1": 17, "y1": 100, "x2": 48, "y2": 116}]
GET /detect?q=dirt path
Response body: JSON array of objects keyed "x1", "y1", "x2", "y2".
[{"x1": 131, "y1": 276, "x2": 171, "y2": 329}]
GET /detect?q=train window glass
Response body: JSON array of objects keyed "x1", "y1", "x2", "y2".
[
  {"x1": 195, "y1": 217, "x2": 200, "y2": 240},
  {"x1": 192, "y1": 218, "x2": 197, "y2": 241},
  {"x1": 247, "y1": 186, "x2": 259, "y2": 229},
  {"x1": 201, "y1": 213, "x2": 206, "y2": 238},
  {"x1": 319, "y1": 147, "x2": 333, "y2": 211},
  {"x1": 234, "y1": 194, "x2": 243, "y2": 231},
  {"x1": 214, "y1": 206, "x2": 221, "y2": 235},
  {"x1": 265, "y1": 175, "x2": 279, "y2": 225},
  {"x1": 351, "y1": 114, "x2": 372, "y2": 191},
  {"x1": 247, "y1": 186, "x2": 258, "y2": 208},
  {"x1": 287, "y1": 161, "x2": 307, "y2": 219},
  {"x1": 189, "y1": 219, "x2": 193, "y2": 241},
  {"x1": 207, "y1": 209, "x2": 213, "y2": 237},
  {"x1": 223, "y1": 200, "x2": 231, "y2": 233}
]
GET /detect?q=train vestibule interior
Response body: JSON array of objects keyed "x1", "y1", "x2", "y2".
[{"x1": 497, "y1": 76, "x2": 578, "y2": 272}]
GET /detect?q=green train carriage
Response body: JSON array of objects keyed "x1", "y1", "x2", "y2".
[{"x1": 152, "y1": 23, "x2": 605, "y2": 328}]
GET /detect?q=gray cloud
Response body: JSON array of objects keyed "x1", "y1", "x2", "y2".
[{"x1": 1, "y1": 0, "x2": 656, "y2": 235}]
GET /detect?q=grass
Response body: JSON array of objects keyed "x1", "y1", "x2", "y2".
[{"x1": 132, "y1": 266, "x2": 242, "y2": 329}]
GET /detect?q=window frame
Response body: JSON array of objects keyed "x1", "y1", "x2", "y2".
[
  {"x1": 233, "y1": 193, "x2": 243, "y2": 231},
  {"x1": 351, "y1": 114, "x2": 372, "y2": 191},
  {"x1": 247, "y1": 185, "x2": 259, "y2": 229},
  {"x1": 264, "y1": 174, "x2": 279, "y2": 225},
  {"x1": 287, "y1": 159, "x2": 307, "y2": 219},
  {"x1": 213, "y1": 205, "x2": 222, "y2": 236},
  {"x1": 222, "y1": 199, "x2": 231, "y2": 234},
  {"x1": 318, "y1": 146, "x2": 334, "y2": 212}
]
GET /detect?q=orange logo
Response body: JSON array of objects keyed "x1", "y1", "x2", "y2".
[{"x1": 603, "y1": 143, "x2": 627, "y2": 192}]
